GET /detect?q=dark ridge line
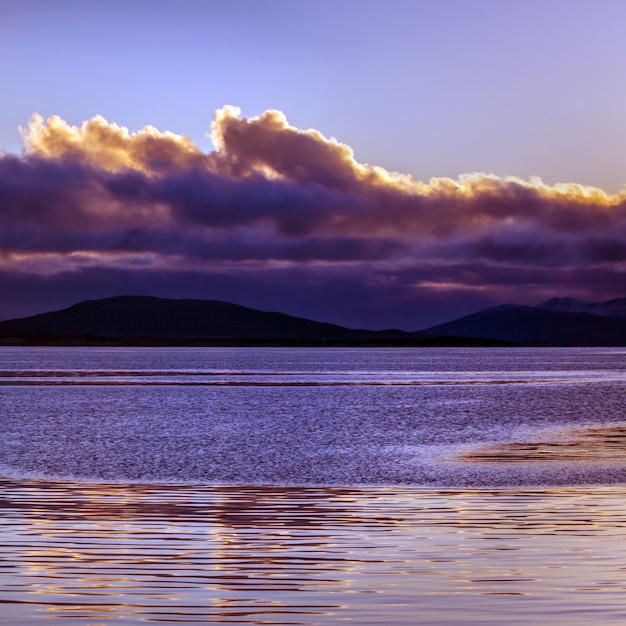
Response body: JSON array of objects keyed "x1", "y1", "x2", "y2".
[{"x1": 0, "y1": 332, "x2": 517, "y2": 348}]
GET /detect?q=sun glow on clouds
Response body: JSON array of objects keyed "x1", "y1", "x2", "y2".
[
  {"x1": 22, "y1": 113, "x2": 205, "y2": 174},
  {"x1": 1, "y1": 105, "x2": 625, "y2": 326}
]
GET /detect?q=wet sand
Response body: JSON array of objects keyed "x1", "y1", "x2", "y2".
[{"x1": 3, "y1": 477, "x2": 626, "y2": 625}]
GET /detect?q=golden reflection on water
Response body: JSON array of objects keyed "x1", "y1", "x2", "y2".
[
  {"x1": 461, "y1": 423, "x2": 626, "y2": 463},
  {"x1": 3, "y1": 479, "x2": 626, "y2": 625}
]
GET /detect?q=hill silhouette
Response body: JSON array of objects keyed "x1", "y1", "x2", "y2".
[
  {"x1": 5, "y1": 295, "x2": 621, "y2": 347},
  {"x1": 0, "y1": 296, "x2": 506, "y2": 347},
  {"x1": 416, "y1": 303, "x2": 626, "y2": 346}
]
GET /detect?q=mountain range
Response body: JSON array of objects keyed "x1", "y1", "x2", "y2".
[
  {"x1": 0, "y1": 295, "x2": 624, "y2": 346},
  {"x1": 0, "y1": 296, "x2": 505, "y2": 347}
]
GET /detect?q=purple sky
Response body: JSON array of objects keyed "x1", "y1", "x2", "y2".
[{"x1": 1, "y1": 1, "x2": 625, "y2": 329}]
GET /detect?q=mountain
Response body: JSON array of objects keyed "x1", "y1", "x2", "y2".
[
  {"x1": 0, "y1": 295, "x2": 508, "y2": 347},
  {"x1": 5, "y1": 295, "x2": 622, "y2": 347},
  {"x1": 416, "y1": 303, "x2": 626, "y2": 346},
  {"x1": 536, "y1": 297, "x2": 626, "y2": 318},
  {"x1": 0, "y1": 296, "x2": 400, "y2": 344}
]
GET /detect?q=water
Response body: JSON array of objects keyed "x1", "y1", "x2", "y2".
[
  {"x1": 1, "y1": 347, "x2": 625, "y2": 624},
  {"x1": 1, "y1": 347, "x2": 625, "y2": 486}
]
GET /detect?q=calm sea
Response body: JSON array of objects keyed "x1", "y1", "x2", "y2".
[{"x1": 1, "y1": 347, "x2": 625, "y2": 624}]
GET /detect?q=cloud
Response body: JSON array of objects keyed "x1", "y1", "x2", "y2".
[
  {"x1": 22, "y1": 113, "x2": 208, "y2": 173},
  {"x1": 1, "y1": 106, "x2": 625, "y2": 327}
]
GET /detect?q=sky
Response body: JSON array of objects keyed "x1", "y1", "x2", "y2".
[{"x1": 1, "y1": 0, "x2": 625, "y2": 329}]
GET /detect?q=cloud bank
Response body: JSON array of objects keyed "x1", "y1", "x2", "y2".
[{"x1": 1, "y1": 106, "x2": 625, "y2": 328}]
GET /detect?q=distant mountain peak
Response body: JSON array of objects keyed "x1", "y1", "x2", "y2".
[
  {"x1": 537, "y1": 297, "x2": 584, "y2": 309},
  {"x1": 537, "y1": 296, "x2": 626, "y2": 318}
]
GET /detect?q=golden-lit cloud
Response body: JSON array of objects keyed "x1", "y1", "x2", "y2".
[
  {"x1": 1, "y1": 106, "x2": 625, "y2": 327},
  {"x1": 15, "y1": 107, "x2": 626, "y2": 237},
  {"x1": 22, "y1": 113, "x2": 207, "y2": 173}
]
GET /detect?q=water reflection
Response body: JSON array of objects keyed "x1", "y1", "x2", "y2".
[
  {"x1": 3, "y1": 478, "x2": 626, "y2": 625},
  {"x1": 461, "y1": 423, "x2": 626, "y2": 463}
]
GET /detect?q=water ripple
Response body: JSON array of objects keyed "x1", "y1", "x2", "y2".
[{"x1": 3, "y1": 479, "x2": 626, "y2": 624}]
